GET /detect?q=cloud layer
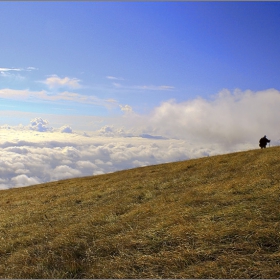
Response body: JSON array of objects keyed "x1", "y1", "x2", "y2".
[
  {"x1": 0, "y1": 88, "x2": 279, "y2": 190},
  {"x1": 121, "y1": 88, "x2": 280, "y2": 148},
  {"x1": 0, "y1": 130, "x2": 212, "y2": 190}
]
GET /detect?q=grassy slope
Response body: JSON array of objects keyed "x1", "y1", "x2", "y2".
[{"x1": 1, "y1": 146, "x2": 280, "y2": 278}]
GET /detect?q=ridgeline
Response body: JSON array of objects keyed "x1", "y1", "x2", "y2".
[{"x1": 1, "y1": 146, "x2": 280, "y2": 278}]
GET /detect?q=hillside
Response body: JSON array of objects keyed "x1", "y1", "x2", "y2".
[{"x1": 0, "y1": 146, "x2": 280, "y2": 278}]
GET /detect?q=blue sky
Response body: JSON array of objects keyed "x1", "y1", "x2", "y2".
[
  {"x1": 2, "y1": 1, "x2": 280, "y2": 189},
  {"x1": 1, "y1": 1, "x2": 280, "y2": 121}
]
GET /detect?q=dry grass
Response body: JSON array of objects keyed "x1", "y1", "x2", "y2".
[{"x1": 1, "y1": 146, "x2": 280, "y2": 278}]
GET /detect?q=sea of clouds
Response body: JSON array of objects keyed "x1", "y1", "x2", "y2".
[
  {"x1": 0, "y1": 88, "x2": 280, "y2": 190},
  {"x1": 0, "y1": 127, "x2": 215, "y2": 190}
]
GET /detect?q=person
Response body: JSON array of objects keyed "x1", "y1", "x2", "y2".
[{"x1": 259, "y1": 135, "x2": 270, "y2": 149}]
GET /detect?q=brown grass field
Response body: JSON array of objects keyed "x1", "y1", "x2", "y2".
[{"x1": 0, "y1": 146, "x2": 280, "y2": 278}]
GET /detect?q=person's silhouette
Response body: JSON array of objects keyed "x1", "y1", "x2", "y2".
[{"x1": 259, "y1": 135, "x2": 270, "y2": 149}]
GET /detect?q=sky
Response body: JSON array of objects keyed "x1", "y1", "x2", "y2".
[{"x1": 1, "y1": 1, "x2": 280, "y2": 189}]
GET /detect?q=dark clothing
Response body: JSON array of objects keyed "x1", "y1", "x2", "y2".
[{"x1": 259, "y1": 136, "x2": 270, "y2": 149}]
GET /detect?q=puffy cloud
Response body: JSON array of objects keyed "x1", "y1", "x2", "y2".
[
  {"x1": 52, "y1": 165, "x2": 82, "y2": 181},
  {"x1": 0, "y1": 129, "x2": 225, "y2": 190},
  {"x1": 0, "y1": 124, "x2": 12, "y2": 129},
  {"x1": 60, "y1": 125, "x2": 73, "y2": 133},
  {"x1": 98, "y1": 125, "x2": 133, "y2": 137},
  {"x1": 98, "y1": 125, "x2": 115, "y2": 137},
  {"x1": 135, "y1": 88, "x2": 280, "y2": 149},
  {"x1": 0, "y1": 88, "x2": 280, "y2": 190},
  {"x1": 43, "y1": 75, "x2": 81, "y2": 89},
  {"x1": 0, "y1": 126, "x2": 278, "y2": 190},
  {"x1": 29, "y1": 118, "x2": 53, "y2": 132},
  {"x1": 26, "y1": 67, "x2": 37, "y2": 71},
  {"x1": 11, "y1": 175, "x2": 41, "y2": 188},
  {"x1": 119, "y1": 104, "x2": 133, "y2": 113}
]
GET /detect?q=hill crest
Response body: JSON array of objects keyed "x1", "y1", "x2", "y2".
[{"x1": 1, "y1": 146, "x2": 280, "y2": 278}]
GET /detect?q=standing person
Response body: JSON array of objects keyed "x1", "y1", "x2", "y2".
[{"x1": 259, "y1": 135, "x2": 270, "y2": 149}]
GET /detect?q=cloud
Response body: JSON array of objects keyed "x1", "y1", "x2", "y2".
[
  {"x1": 0, "y1": 67, "x2": 37, "y2": 73},
  {"x1": 43, "y1": 75, "x2": 81, "y2": 89},
  {"x1": 112, "y1": 83, "x2": 175, "y2": 91},
  {"x1": 106, "y1": 98, "x2": 118, "y2": 104},
  {"x1": 0, "y1": 68, "x2": 25, "y2": 81},
  {"x1": 11, "y1": 175, "x2": 41, "y2": 188},
  {"x1": 0, "y1": 67, "x2": 22, "y2": 73},
  {"x1": 26, "y1": 67, "x2": 38, "y2": 71},
  {"x1": 0, "y1": 67, "x2": 37, "y2": 79},
  {"x1": 158, "y1": 85, "x2": 175, "y2": 90},
  {"x1": 52, "y1": 165, "x2": 82, "y2": 181},
  {"x1": 106, "y1": 76, "x2": 124, "y2": 81},
  {"x1": 0, "y1": 127, "x2": 223, "y2": 190},
  {"x1": 60, "y1": 125, "x2": 73, "y2": 133},
  {"x1": 0, "y1": 88, "x2": 43, "y2": 101},
  {"x1": 119, "y1": 104, "x2": 133, "y2": 113},
  {"x1": 136, "y1": 88, "x2": 280, "y2": 148},
  {"x1": 136, "y1": 85, "x2": 175, "y2": 91},
  {"x1": 0, "y1": 88, "x2": 116, "y2": 108},
  {"x1": 98, "y1": 125, "x2": 132, "y2": 137},
  {"x1": 29, "y1": 118, "x2": 53, "y2": 132},
  {"x1": 0, "y1": 88, "x2": 280, "y2": 190},
  {"x1": 139, "y1": 134, "x2": 166, "y2": 140}
]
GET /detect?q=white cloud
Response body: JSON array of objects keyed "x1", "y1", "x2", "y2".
[
  {"x1": 98, "y1": 125, "x2": 132, "y2": 137},
  {"x1": 0, "y1": 124, "x2": 278, "y2": 190},
  {"x1": 43, "y1": 75, "x2": 81, "y2": 89},
  {"x1": 0, "y1": 67, "x2": 22, "y2": 73},
  {"x1": 158, "y1": 85, "x2": 175, "y2": 90},
  {"x1": 0, "y1": 110, "x2": 107, "y2": 132},
  {"x1": 0, "y1": 68, "x2": 25, "y2": 81},
  {"x1": 52, "y1": 165, "x2": 82, "y2": 181},
  {"x1": 11, "y1": 175, "x2": 41, "y2": 188},
  {"x1": 0, "y1": 88, "x2": 280, "y2": 190},
  {"x1": 0, "y1": 128, "x2": 219, "y2": 190},
  {"x1": 98, "y1": 125, "x2": 115, "y2": 137},
  {"x1": 26, "y1": 67, "x2": 38, "y2": 71},
  {"x1": 136, "y1": 85, "x2": 175, "y2": 91},
  {"x1": 101, "y1": 88, "x2": 279, "y2": 151},
  {"x1": 0, "y1": 88, "x2": 116, "y2": 108},
  {"x1": 0, "y1": 67, "x2": 37, "y2": 72},
  {"x1": 60, "y1": 125, "x2": 73, "y2": 133},
  {"x1": 111, "y1": 83, "x2": 175, "y2": 91},
  {"x1": 119, "y1": 104, "x2": 133, "y2": 113},
  {"x1": 0, "y1": 88, "x2": 44, "y2": 101},
  {"x1": 0, "y1": 67, "x2": 36, "y2": 80},
  {"x1": 106, "y1": 76, "x2": 124, "y2": 81},
  {"x1": 144, "y1": 88, "x2": 280, "y2": 149},
  {"x1": 29, "y1": 118, "x2": 53, "y2": 132}
]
